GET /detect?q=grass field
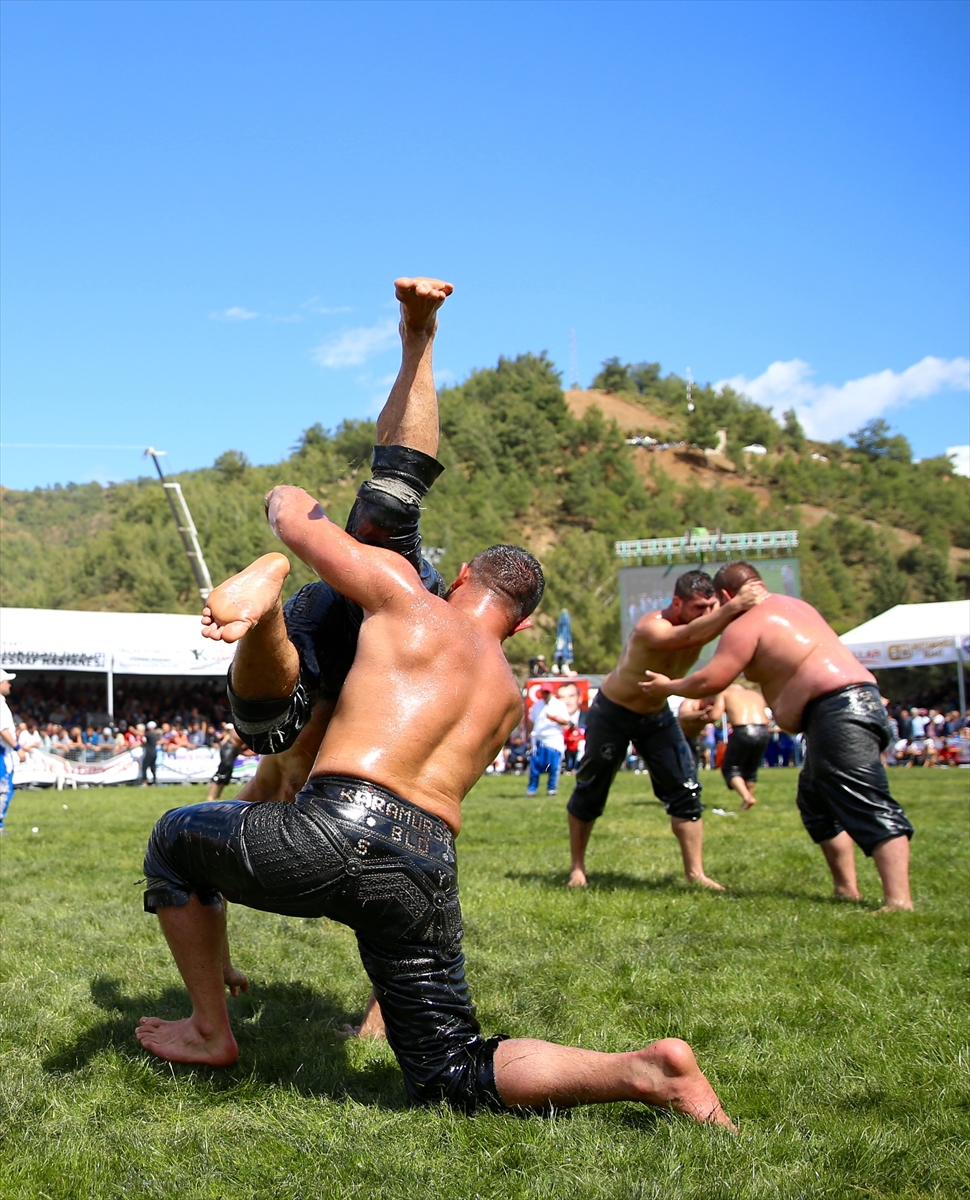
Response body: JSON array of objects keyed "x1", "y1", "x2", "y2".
[{"x1": 2, "y1": 769, "x2": 968, "y2": 1199}]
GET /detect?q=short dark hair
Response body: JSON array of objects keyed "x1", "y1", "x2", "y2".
[
  {"x1": 713, "y1": 561, "x2": 762, "y2": 596},
  {"x1": 468, "y1": 545, "x2": 545, "y2": 627},
  {"x1": 673, "y1": 570, "x2": 715, "y2": 601}
]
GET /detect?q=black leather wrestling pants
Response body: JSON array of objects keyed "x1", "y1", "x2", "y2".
[
  {"x1": 228, "y1": 445, "x2": 446, "y2": 755},
  {"x1": 567, "y1": 693, "x2": 702, "y2": 822},
  {"x1": 143, "y1": 775, "x2": 509, "y2": 1114},
  {"x1": 796, "y1": 684, "x2": 914, "y2": 854}
]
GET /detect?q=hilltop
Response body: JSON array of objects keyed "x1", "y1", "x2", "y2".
[{"x1": 1, "y1": 354, "x2": 966, "y2": 672}]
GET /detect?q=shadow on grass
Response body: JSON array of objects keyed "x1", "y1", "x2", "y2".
[
  {"x1": 43, "y1": 975, "x2": 407, "y2": 1107},
  {"x1": 506, "y1": 869, "x2": 844, "y2": 906},
  {"x1": 505, "y1": 869, "x2": 684, "y2": 892}
]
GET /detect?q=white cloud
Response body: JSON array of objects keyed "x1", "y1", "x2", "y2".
[
  {"x1": 312, "y1": 320, "x2": 398, "y2": 368},
  {"x1": 210, "y1": 306, "x2": 258, "y2": 321},
  {"x1": 716, "y1": 356, "x2": 970, "y2": 441},
  {"x1": 947, "y1": 445, "x2": 970, "y2": 477}
]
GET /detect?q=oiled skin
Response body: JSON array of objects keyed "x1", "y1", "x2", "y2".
[
  {"x1": 269, "y1": 486, "x2": 524, "y2": 835},
  {"x1": 719, "y1": 683, "x2": 769, "y2": 727},
  {"x1": 601, "y1": 583, "x2": 766, "y2": 715},
  {"x1": 644, "y1": 595, "x2": 875, "y2": 733}
]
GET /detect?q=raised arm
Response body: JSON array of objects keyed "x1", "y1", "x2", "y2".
[
  {"x1": 636, "y1": 580, "x2": 766, "y2": 653},
  {"x1": 640, "y1": 618, "x2": 759, "y2": 703},
  {"x1": 266, "y1": 485, "x2": 411, "y2": 611}
]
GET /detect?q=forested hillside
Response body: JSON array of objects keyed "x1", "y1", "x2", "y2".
[{"x1": 2, "y1": 354, "x2": 966, "y2": 671}]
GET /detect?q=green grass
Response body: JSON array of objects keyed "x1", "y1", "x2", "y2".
[{"x1": 2, "y1": 769, "x2": 968, "y2": 1199}]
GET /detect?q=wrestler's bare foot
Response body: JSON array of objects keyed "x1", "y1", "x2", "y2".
[
  {"x1": 567, "y1": 867, "x2": 588, "y2": 888},
  {"x1": 874, "y1": 900, "x2": 914, "y2": 913},
  {"x1": 741, "y1": 796, "x2": 757, "y2": 811},
  {"x1": 136, "y1": 1015, "x2": 238, "y2": 1066},
  {"x1": 395, "y1": 277, "x2": 453, "y2": 337},
  {"x1": 223, "y1": 965, "x2": 249, "y2": 998},
  {"x1": 637, "y1": 1039, "x2": 736, "y2": 1130},
  {"x1": 833, "y1": 886, "x2": 863, "y2": 902},
  {"x1": 337, "y1": 990, "x2": 386, "y2": 1039},
  {"x1": 688, "y1": 872, "x2": 726, "y2": 892},
  {"x1": 201, "y1": 553, "x2": 291, "y2": 643}
]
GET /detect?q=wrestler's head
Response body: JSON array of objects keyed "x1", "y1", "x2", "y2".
[
  {"x1": 713, "y1": 561, "x2": 762, "y2": 603},
  {"x1": 458, "y1": 544, "x2": 545, "y2": 635},
  {"x1": 669, "y1": 570, "x2": 717, "y2": 625}
]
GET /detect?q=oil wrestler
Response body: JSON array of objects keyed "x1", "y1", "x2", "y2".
[
  {"x1": 565, "y1": 570, "x2": 767, "y2": 890},
  {"x1": 712, "y1": 684, "x2": 771, "y2": 810},
  {"x1": 640, "y1": 562, "x2": 914, "y2": 912},
  {"x1": 137, "y1": 489, "x2": 734, "y2": 1128}
]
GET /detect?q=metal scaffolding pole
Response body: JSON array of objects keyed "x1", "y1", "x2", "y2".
[{"x1": 145, "y1": 448, "x2": 214, "y2": 602}]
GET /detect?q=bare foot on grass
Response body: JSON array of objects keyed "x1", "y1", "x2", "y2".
[
  {"x1": 833, "y1": 887, "x2": 863, "y2": 902},
  {"x1": 201, "y1": 553, "x2": 291, "y2": 643},
  {"x1": 395, "y1": 277, "x2": 453, "y2": 337},
  {"x1": 223, "y1": 965, "x2": 249, "y2": 998},
  {"x1": 567, "y1": 867, "x2": 588, "y2": 888},
  {"x1": 638, "y1": 1039, "x2": 736, "y2": 1131},
  {"x1": 688, "y1": 873, "x2": 726, "y2": 892},
  {"x1": 875, "y1": 900, "x2": 915, "y2": 913},
  {"x1": 337, "y1": 991, "x2": 386, "y2": 1040},
  {"x1": 741, "y1": 797, "x2": 757, "y2": 811},
  {"x1": 136, "y1": 1015, "x2": 238, "y2": 1066}
]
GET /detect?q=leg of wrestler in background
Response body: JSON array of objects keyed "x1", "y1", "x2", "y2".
[
  {"x1": 670, "y1": 818, "x2": 724, "y2": 891},
  {"x1": 871, "y1": 835, "x2": 913, "y2": 912},
  {"x1": 567, "y1": 813, "x2": 595, "y2": 888},
  {"x1": 727, "y1": 774, "x2": 756, "y2": 810},
  {"x1": 819, "y1": 832, "x2": 861, "y2": 901}
]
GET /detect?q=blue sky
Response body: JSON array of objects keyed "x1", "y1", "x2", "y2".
[{"x1": 2, "y1": 0, "x2": 968, "y2": 491}]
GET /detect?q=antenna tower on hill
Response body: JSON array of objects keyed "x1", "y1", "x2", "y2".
[{"x1": 686, "y1": 366, "x2": 695, "y2": 413}]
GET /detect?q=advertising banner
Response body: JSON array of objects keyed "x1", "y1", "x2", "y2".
[
  {"x1": 845, "y1": 636, "x2": 965, "y2": 670},
  {"x1": 13, "y1": 747, "x2": 260, "y2": 789}
]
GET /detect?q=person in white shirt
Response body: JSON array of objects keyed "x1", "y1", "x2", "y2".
[
  {"x1": 526, "y1": 687, "x2": 570, "y2": 796},
  {"x1": 0, "y1": 670, "x2": 27, "y2": 832}
]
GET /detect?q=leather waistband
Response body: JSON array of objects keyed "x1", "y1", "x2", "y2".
[
  {"x1": 802, "y1": 682, "x2": 882, "y2": 729},
  {"x1": 299, "y1": 774, "x2": 455, "y2": 866}
]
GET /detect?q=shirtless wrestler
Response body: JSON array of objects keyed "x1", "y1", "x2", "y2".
[
  {"x1": 639, "y1": 562, "x2": 914, "y2": 912},
  {"x1": 136, "y1": 491, "x2": 734, "y2": 1128},
  {"x1": 202, "y1": 276, "x2": 453, "y2": 1035},
  {"x1": 711, "y1": 684, "x2": 771, "y2": 810},
  {"x1": 565, "y1": 569, "x2": 767, "y2": 890}
]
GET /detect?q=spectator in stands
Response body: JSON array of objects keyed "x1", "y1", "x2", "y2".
[{"x1": 507, "y1": 726, "x2": 529, "y2": 775}]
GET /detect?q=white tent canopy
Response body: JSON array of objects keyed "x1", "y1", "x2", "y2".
[
  {"x1": 1, "y1": 607, "x2": 235, "y2": 677},
  {"x1": 840, "y1": 600, "x2": 970, "y2": 670}
]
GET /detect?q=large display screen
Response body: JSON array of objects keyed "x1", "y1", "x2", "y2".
[{"x1": 618, "y1": 557, "x2": 801, "y2": 665}]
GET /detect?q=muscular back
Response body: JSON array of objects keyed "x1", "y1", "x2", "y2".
[
  {"x1": 722, "y1": 684, "x2": 768, "y2": 727},
  {"x1": 311, "y1": 583, "x2": 523, "y2": 834}
]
